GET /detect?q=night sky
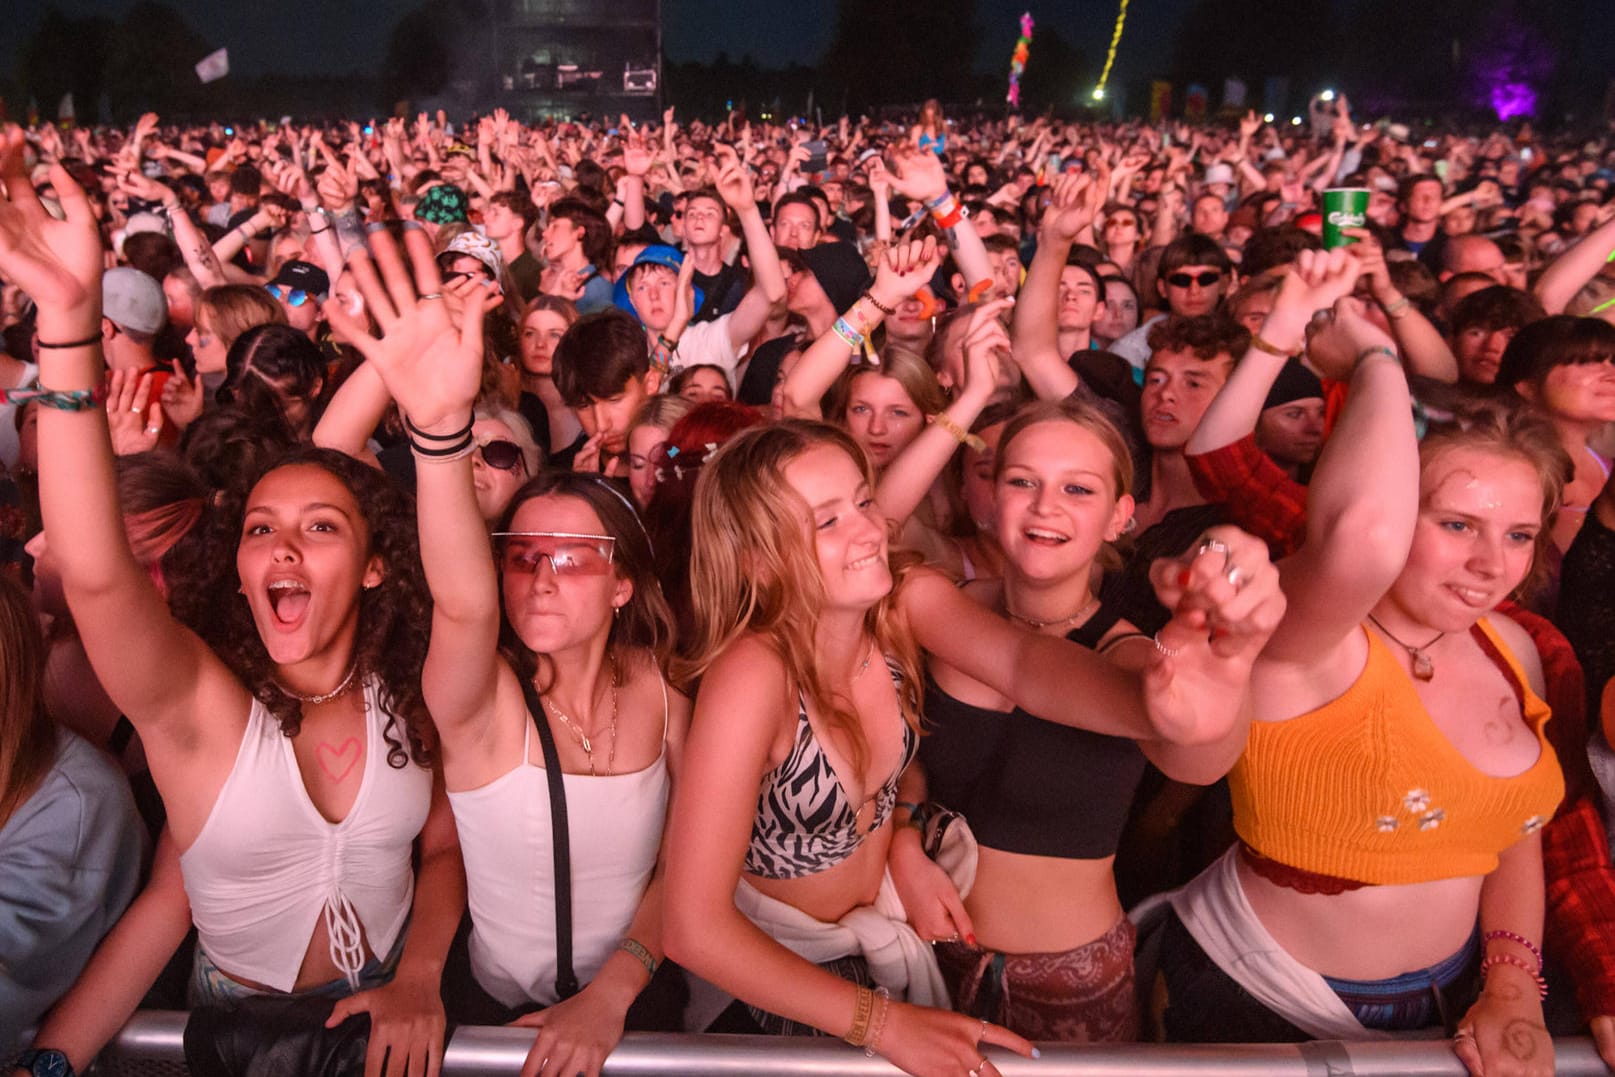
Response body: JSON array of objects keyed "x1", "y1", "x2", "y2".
[
  {"x1": 5, "y1": 0, "x2": 1609, "y2": 112},
  {"x1": 5, "y1": 0, "x2": 1181, "y2": 86}
]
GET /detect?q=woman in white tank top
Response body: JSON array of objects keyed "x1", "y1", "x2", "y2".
[
  {"x1": 14, "y1": 165, "x2": 462, "y2": 1077},
  {"x1": 335, "y1": 228, "x2": 690, "y2": 1077}
]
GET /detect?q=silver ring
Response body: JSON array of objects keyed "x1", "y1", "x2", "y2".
[
  {"x1": 1226, "y1": 564, "x2": 1246, "y2": 590},
  {"x1": 1453, "y1": 1028, "x2": 1476, "y2": 1041},
  {"x1": 419, "y1": 292, "x2": 444, "y2": 301},
  {"x1": 1153, "y1": 632, "x2": 1182, "y2": 658},
  {"x1": 1197, "y1": 536, "x2": 1233, "y2": 567},
  {"x1": 130, "y1": 404, "x2": 143, "y2": 413}
]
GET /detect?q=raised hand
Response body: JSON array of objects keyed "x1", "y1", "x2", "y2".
[
  {"x1": 1273, "y1": 246, "x2": 1362, "y2": 320},
  {"x1": 1144, "y1": 526, "x2": 1287, "y2": 745},
  {"x1": 1041, "y1": 172, "x2": 1098, "y2": 243},
  {"x1": 712, "y1": 144, "x2": 755, "y2": 210},
  {"x1": 886, "y1": 144, "x2": 948, "y2": 202},
  {"x1": 870, "y1": 236, "x2": 943, "y2": 311},
  {"x1": 106, "y1": 369, "x2": 164, "y2": 456},
  {"x1": 958, "y1": 297, "x2": 1013, "y2": 401},
  {"x1": 0, "y1": 125, "x2": 104, "y2": 336},
  {"x1": 323, "y1": 226, "x2": 484, "y2": 434}
]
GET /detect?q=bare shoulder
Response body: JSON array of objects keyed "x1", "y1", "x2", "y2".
[{"x1": 1484, "y1": 612, "x2": 1547, "y2": 700}]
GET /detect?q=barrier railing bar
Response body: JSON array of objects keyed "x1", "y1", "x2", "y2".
[{"x1": 107, "y1": 1012, "x2": 1610, "y2": 1076}]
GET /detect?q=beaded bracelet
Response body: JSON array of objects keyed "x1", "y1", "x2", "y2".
[
  {"x1": 1381, "y1": 295, "x2": 1412, "y2": 319},
  {"x1": 922, "y1": 190, "x2": 954, "y2": 211},
  {"x1": 617, "y1": 937, "x2": 658, "y2": 979},
  {"x1": 860, "y1": 291, "x2": 896, "y2": 316},
  {"x1": 862, "y1": 986, "x2": 892, "y2": 1058},
  {"x1": 1480, "y1": 954, "x2": 1548, "y2": 1000},
  {"x1": 1484, "y1": 930, "x2": 1543, "y2": 973}
]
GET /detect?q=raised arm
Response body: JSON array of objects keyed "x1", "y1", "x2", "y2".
[
  {"x1": 1, "y1": 127, "x2": 235, "y2": 752},
  {"x1": 712, "y1": 145, "x2": 787, "y2": 351},
  {"x1": 1011, "y1": 172, "x2": 1097, "y2": 400},
  {"x1": 1266, "y1": 295, "x2": 1419, "y2": 664},
  {"x1": 1534, "y1": 207, "x2": 1615, "y2": 316},
  {"x1": 778, "y1": 238, "x2": 942, "y2": 418},
  {"x1": 887, "y1": 146, "x2": 992, "y2": 295},
  {"x1": 875, "y1": 299, "x2": 1009, "y2": 524},
  {"x1": 1188, "y1": 250, "x2": 1360, "y2": 455},
  {"x1": 324, "y1": 225, "x2": 503, "y2": 737},
  {"x1": 1345, "y1": 227, "x2": 1458, "y2": 382}
]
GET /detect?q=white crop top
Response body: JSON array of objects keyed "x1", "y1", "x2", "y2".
[
  {"x1": 179, "y1": 677, "x2": 432, "y2": 992},
  {"x1": 447, "y1": 674, "x2": 670, "y2": 1008}
]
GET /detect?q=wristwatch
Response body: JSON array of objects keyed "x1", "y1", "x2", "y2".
[{"x1": 10, "y1": 1050, "x2": 73, "y2": 1077}]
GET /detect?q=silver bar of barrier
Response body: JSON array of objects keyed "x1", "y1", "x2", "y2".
[{"x1": 110, "y1": 1012, "x2": 1611, "y2": 1075}]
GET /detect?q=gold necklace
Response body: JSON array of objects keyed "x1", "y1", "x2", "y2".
[
  {"x1": 1004, "y1": 594, "x2": 1101, "y2": 631},
  {"x1": 542, "y1": 658, "x2": 619, "y2": 775},
  {"x1": 1368, "y1": 614, "x2": 1445, "y2": 681}
]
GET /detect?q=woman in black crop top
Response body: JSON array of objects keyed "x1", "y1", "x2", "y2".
[{"x1": 891, "y1": 398, "x2": 1276, "y2": 1042}]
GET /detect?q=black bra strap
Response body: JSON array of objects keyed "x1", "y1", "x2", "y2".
[{"x1": 519, "y1": 676, "x2": 580, "y2": 1001}]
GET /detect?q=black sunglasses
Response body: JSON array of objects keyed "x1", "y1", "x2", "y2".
[
  {"x1": 1167, "y1": 271, "x2": 1222, "y2": 288},
  {"x1": 478, "y1": 439, "x2": 524, "y2": 471}
]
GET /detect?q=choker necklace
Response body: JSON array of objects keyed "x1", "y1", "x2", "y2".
[
  {"x1": 1367, "y1": 614, "x2": 1444, "y2": 681},
  {"x1": 543, "y1": 657, "x2": 619, "y2": 776},
  {"x1": 276, "y1": 661, "x2": 359, "y2": 705},
  {"x1": 1005, "y1": 594, "x2": 1101, "y2": 631}
]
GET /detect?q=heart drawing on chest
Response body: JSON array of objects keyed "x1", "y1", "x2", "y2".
[{"x1": 316, "y1": 737, "x2": 362, "y2": 783}]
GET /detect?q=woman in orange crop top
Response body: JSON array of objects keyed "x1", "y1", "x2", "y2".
[
  {"x1": 662, "y1": 417, "x2": 1285, "y2": 1077},
  {"x1": 1157, "y1": 250, "x2": 1568, "y2": 1077}
]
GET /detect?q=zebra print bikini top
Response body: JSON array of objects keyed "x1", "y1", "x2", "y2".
[{"x1": 743, "y1": 659, "x2": 918, "y2": 880}]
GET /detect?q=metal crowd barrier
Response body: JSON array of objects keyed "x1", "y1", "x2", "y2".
[{"x1": 100, "y1": 1011, "x2": 1610, "y2": 1076}]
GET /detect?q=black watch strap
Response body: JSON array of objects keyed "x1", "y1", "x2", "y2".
[{"x1": 11, "y1": 1049, "x2": 73, "y2": 1077}]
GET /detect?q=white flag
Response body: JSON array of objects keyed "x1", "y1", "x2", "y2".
[
  {"x1": 57, "y1": 93, "x2": 75, "y2": 121},
  {"x1": 195, "y1": 48, "x2": 230, "y2": 84}
]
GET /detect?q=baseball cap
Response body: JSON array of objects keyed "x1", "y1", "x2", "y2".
[
  {"x1": 796, "y1": 241, "x2": 871, "y2": 315},
  {"x1": 102, "y1": 267, "x2": 167, "y2": 335},
  {"x1": 612, "y1": 245, "x2": 705, "y2": 324},
  {"x1": 268, "y1": 260, "x2": 331, "y2": 300}
]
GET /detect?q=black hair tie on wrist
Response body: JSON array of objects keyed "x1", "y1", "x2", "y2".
[{"x1": 36, "y1": 333, "x2": 104, "y2": 350}]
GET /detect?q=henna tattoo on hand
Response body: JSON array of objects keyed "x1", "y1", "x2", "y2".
[{"x1": 1503, "y1": 1018, "x2": 1544, "y2": 1061}]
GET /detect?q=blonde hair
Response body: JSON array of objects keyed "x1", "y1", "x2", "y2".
[
  {"x1": 198, "y1": 284, "x2": 285, "y2": 352},
  {"x1": 1417, "y1": 396, "x2": 1572, "y2": 601},
  {"x1": 630, "y1": 393, "x2": 695, "y2": 438},
  {"x1": 685, "y1": 421, "x2": 922, "y2": 774},
  {"x1": 828, "y1": 346, "x2": 947, "y2": 425}
]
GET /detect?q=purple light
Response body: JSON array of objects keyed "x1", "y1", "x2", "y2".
[{"x1": 1488, "y1": 81, "x2": 1537, "y2": 121}]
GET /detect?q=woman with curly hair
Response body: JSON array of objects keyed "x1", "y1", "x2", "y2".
[
  {"x1": 3, "y1": 138, "x2": 460, "y2": 1077},
  {"x1": 331, "y1": 226, "x2": 690, "y2": 1077}
]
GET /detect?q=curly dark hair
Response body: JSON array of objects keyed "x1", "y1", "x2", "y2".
[{"x1": 172, "y1": 446, "x2": 435, "y2": 769}]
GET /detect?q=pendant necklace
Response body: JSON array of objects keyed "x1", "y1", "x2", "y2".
[
  {"x1": 1368, "y1": 614, "x2": 1445, "y2": 681},
  {"x1": 543, "y1": 657, "x2": 619, "y2": 775}
]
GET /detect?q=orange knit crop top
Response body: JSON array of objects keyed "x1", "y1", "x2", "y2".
[{"x1": 1231, "y1": 619, "x2": 1564, "y2": 886}]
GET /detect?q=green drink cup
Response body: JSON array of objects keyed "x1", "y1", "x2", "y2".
[{"x1": 1323, "y1": 188, "x2": 1369, "y2": 249}]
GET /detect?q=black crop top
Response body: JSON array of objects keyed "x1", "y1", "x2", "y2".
[{"x1": 918, "y1": 603, "x2": 1148, "y2": 860}]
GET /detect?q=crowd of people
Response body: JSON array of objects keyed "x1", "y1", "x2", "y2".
[{"x1": 0, "y1": 94, "x2": 1613, "y2": 1077}]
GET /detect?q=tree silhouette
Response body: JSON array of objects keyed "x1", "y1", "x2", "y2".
[{"x1": 819, "y1": 0, "x2": 978, "y2": 112}]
